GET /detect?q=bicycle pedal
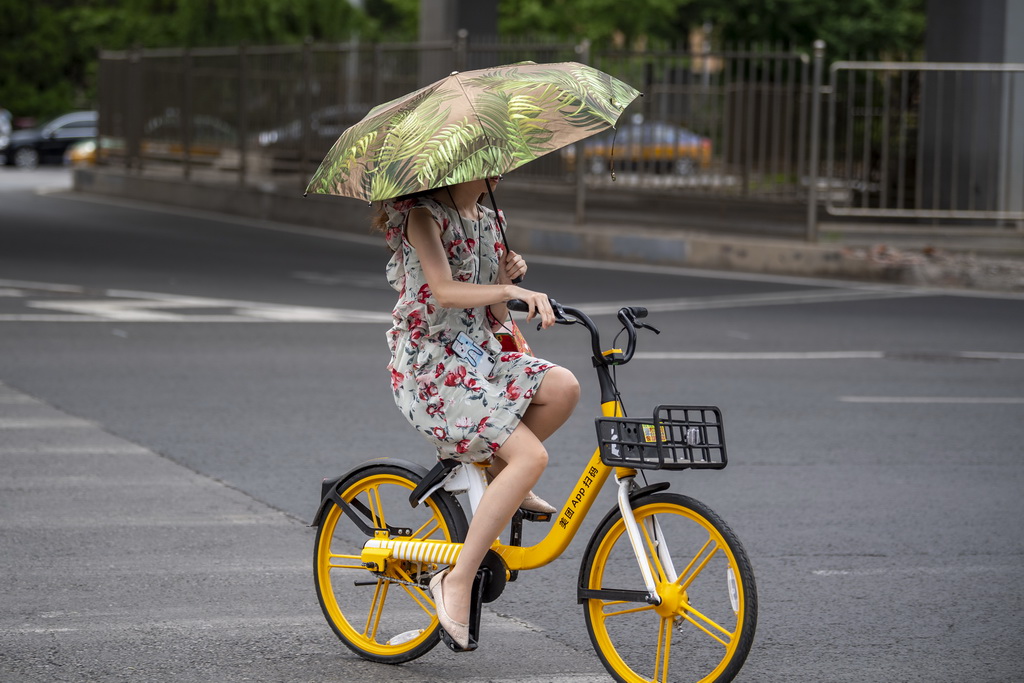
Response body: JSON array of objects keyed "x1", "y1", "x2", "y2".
[
  {"x1": 517, "y1": 508, "x2": 553, "y2": 523},
  {"x1": 439, "y1": 628, "x2": 478, "y2": 653}
]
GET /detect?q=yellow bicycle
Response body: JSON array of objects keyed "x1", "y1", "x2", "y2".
[{"x1": 311, "y1": 299, "x2": 757, "y2": 682}]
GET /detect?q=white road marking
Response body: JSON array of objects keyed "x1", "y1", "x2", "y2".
[
  {"x1": 0, "y1": 395, "x2": 39, "y2": 404},
  {"x1": 838, "y1": 396, "x2": 1024, "y2": 404},
  {"x1": 578, "y1": 287, "x2": 928, "y2": 315},
  {"x1": 960, "y1": 351, "x2": 1024, "y2": 361},
  {"x1": 0, "y1": 280, "x2": 392, "y2": 323},
  {"x1": 0, "y1": 418, "x2": 95, "y2": 429},
  {"x1": 0, "y1": 445, "x2": 150, "y2": 455},
  {"x1": 637, "y1": 351, "x2": 887, "y2": 360},
  {"x1": 813, "y1": 565, "x2": 1018, "y2": 577},
  {"x1": 636, "y1": 350, "x2": 1023, "y2": 361}
]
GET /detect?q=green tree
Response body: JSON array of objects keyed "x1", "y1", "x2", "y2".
[
  {"x1": 499, "y1": 0, "x2": 926, "y2": 57},
  {"x1": 0, "y1": 0, "x2": 371, "y2": 120}
]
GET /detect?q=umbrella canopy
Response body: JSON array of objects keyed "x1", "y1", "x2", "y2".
[{"x1": 304, "y1": 61, "x2": 641, "y2": 202}]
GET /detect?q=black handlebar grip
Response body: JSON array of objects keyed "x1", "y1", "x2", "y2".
[
  {"x1": 628, "y1": 306, "x2": 649, "y2": 319},
  {"x1": 506, "y1": 298, "x2": 530, "y2": 313}
]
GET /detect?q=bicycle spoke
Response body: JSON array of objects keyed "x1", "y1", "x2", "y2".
[
  {"x1": 679, "y1": 602, "x2": 733, "y2": 647},
  {"x1": 654, "y1": 616, "x2": 673, "y2": 683},
  {"x1": 367, "y1": 486, "x2": 387, "y2": 531},
  {"x1": 601, "y1": 601, "x2": 658, "y2": 619},
  {"x1": 410, "y1": 516, "x2": 442, "y2": 540},
  {"x1": 327, "y1": 552, "x2": 364, "y2": 570},
  {"x1": 641, "y1": 518, "x2": 669, "y2": 583},
  {"x1": 391, "y1": 563, "x2": 436, "y2": 619},
  {"x1": 363, "y1": 579, "x2": 390, "y2": 641},
  {"x1": 673, "y1": 534, "x2": 714, "y2": 587},
  {"x1": 675, "y1": 539, "x2": 720, "y2": 592},
  {"x1": 399, "y1": 582, "x2": 437, "y2": 619}
]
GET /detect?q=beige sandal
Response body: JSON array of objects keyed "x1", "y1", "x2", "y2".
[
  {"x1": 429, "y1": 569, "x2": 469, "y2": 649},
  {"x1": 520, "y1": 493, "x2": 557, "y2": 514}
]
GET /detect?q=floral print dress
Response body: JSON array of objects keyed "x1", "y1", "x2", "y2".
[{"x1": 383, "y1": 196, "x2": 554, "y2": 463}]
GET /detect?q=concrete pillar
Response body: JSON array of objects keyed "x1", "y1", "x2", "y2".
[
  {"x1": 418, "y1": 0, "x2": 499, "y2": 85},
  {"x1": 924, "y1": 0, "x2": 1024, "y2": 215}
]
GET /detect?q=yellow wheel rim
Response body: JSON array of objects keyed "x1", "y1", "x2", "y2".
[
  {"x1": 314, "y1": 472, "x2": 456, "y2": 659},
  {"x1": 586, "y1": 501, "x2": 748, "y2": 683}
]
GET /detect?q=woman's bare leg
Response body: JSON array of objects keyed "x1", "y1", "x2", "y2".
[
  {"x1": 441, "y1": 424, "x2": 548, "y2": 626},
  {"x1": 486, "y1": 366, "x2": 580, "y2": 484},
  {"x1": 521, "y1": 366, "x2": 579, "y2": 441},
  {"x1": 441, "y1": 368, "x2": 579, "y2": 626}
]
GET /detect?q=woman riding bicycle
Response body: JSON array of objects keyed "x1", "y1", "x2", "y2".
[{"x1": 374, "y1": 174, "x2": 580, "y2": 650}]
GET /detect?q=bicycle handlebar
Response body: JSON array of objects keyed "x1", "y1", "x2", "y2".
[{"x1": 505, "y1": 298, "x2": 658, "y2": 366}]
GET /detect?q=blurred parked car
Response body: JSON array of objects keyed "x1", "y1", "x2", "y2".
[
  {"x1": 256, "y1": 104, "x2": 357, "y2": 149},
  {"x1": 142, "y1": 110, "x2": 238, "y2": 162},
  {"x1": 254, "y1": 104, "x2": 365, "y2": 172},
  {"x1": 64, "y1": 138, "x2": 98, "y2": 166},
  {"x1": 0, "y1": 108, "x2": 12, "y2": 162},
  {"x1": 2, "y1": 111, "x2": 98, "y2": 168},
  {"x1": 568, "y1": 120, "x2": 712, "y2": 175}
]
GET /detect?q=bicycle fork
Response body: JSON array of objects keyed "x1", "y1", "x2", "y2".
[{"x1": 615, "y1": 472, "x2": 678, "y2": 605}]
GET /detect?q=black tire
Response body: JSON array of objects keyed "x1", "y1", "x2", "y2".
[
  {"x1": 580, "y1": 492, "x2": 757, "y2": 682},
  {"x1": 313, "y1": 462, "x2": 468, "y2": 664}
]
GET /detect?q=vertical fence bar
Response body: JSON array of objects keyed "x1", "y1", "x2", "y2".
[
  {"x1": 843, "y1": 67, "x2": 855, "y2": 188},
  {"x1": 1001, "y1": 72, "x2": 1015, "y2": 216},
  {"x1": 879, "y1": 69, "x2": 891, "y2": 210},
  {"x1": 931, "y1": 72, "x2": 944, "y2": 211},
  {"x1": 182, "y1": 48, "x2": 193, "y2": 181},
  {"x1": 950, "y1": 71, "x2": 962, "y2": 211},
  {"x1": 860, "y1": 69, "x2": 873, "y2": 208},
  {"x1": 720, "y1": 47, "x2": 733, "y2": 176},
  {"x1": 301, "y1": 38, "x2": 313, "y2": 186},
  {"x1": 238, "y1": 44, "x2": 248, "y2": 187},
  {"x1": 917, "y1": 71, "x2": 933, "y2": 210},
  {"x1": 757, "y1": 47, "x2": 770, "y2": 189},
  {"x1": 986, "y1": 71, "x2": 999, "y2": 211},
  {"x1": 896, "y1": 70, "x2": 908, "y2": 211},
  {"x1": 574, "y1": 39, "x2": 590, "y2": 225},
  {"x1": 782, "y1": 53, "x2": 796, "y2": 190},
  {"x1": 796, "y1": 51, "x2": 809, "y2": 187},
  {"x1": 769, "y1": 49, "x2": 782, "y2": 193},
  {"x1": 744, "y1": 47, "x2": 756, "y2": 195},
  {"x1": 968, "y1": 73, "x2": 979, "y2": 211},
  {"x1": 806, "y1": 40, "x2": 825, "y2": 242}
]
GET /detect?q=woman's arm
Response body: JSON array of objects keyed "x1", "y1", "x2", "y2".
[
  {"x1": 406, "y1": 207, "x2": 555, "y2": 328},
  {"x1": 487, "y1": 249, "x2": 528, "y2": 328}
]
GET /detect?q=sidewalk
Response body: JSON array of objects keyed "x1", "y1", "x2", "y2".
[{"x1": 72, "y1": 168, "x2": 1024, "y2": 293}]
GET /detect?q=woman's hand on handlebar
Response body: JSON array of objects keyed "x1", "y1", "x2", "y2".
[{"x1": 506, "y1": 287, "x2": 556, "y2": 329}]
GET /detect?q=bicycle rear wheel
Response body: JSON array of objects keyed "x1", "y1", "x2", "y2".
[
  {"x1": 580, "y1": 492, "x2": 757, "y2": 683},
  {"x1": 313, "y1": 462, "x2": 468, "y2": 663}
]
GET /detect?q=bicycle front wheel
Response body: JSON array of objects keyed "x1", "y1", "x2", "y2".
[
  {"x1": 581, "y1": 492, "x2": 757, "y2": 683},
  {"x1": 313, "y1": 463, "x2": 468, "y2": 663}
]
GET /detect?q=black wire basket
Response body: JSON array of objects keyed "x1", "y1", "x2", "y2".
[{"x1": 595, "y1": 405, "x2": 727, "y2": 470}]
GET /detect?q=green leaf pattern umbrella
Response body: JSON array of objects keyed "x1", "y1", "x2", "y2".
[{"x1": 304, "y1": 61, "x2": 641, "y2": 202}]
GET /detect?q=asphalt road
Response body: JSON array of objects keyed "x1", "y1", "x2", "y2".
[{"x1": 2, "y1": 167, "x2": 1023, "y2": 682}]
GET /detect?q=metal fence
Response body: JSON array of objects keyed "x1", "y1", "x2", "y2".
[
  {"x1": 823, "y1": 61, "x2": 1024, "y2": 223},
  {"x1": 95, "y1": 37, "x2": 816, "y2": 196},
  {"x1": 95, "y1": 36, "x2": 1024, "y2": 235}
]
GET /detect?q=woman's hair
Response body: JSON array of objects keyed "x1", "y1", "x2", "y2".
[{"x1": 370, "y1": 188, "x2": 436, "y2": 234}]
